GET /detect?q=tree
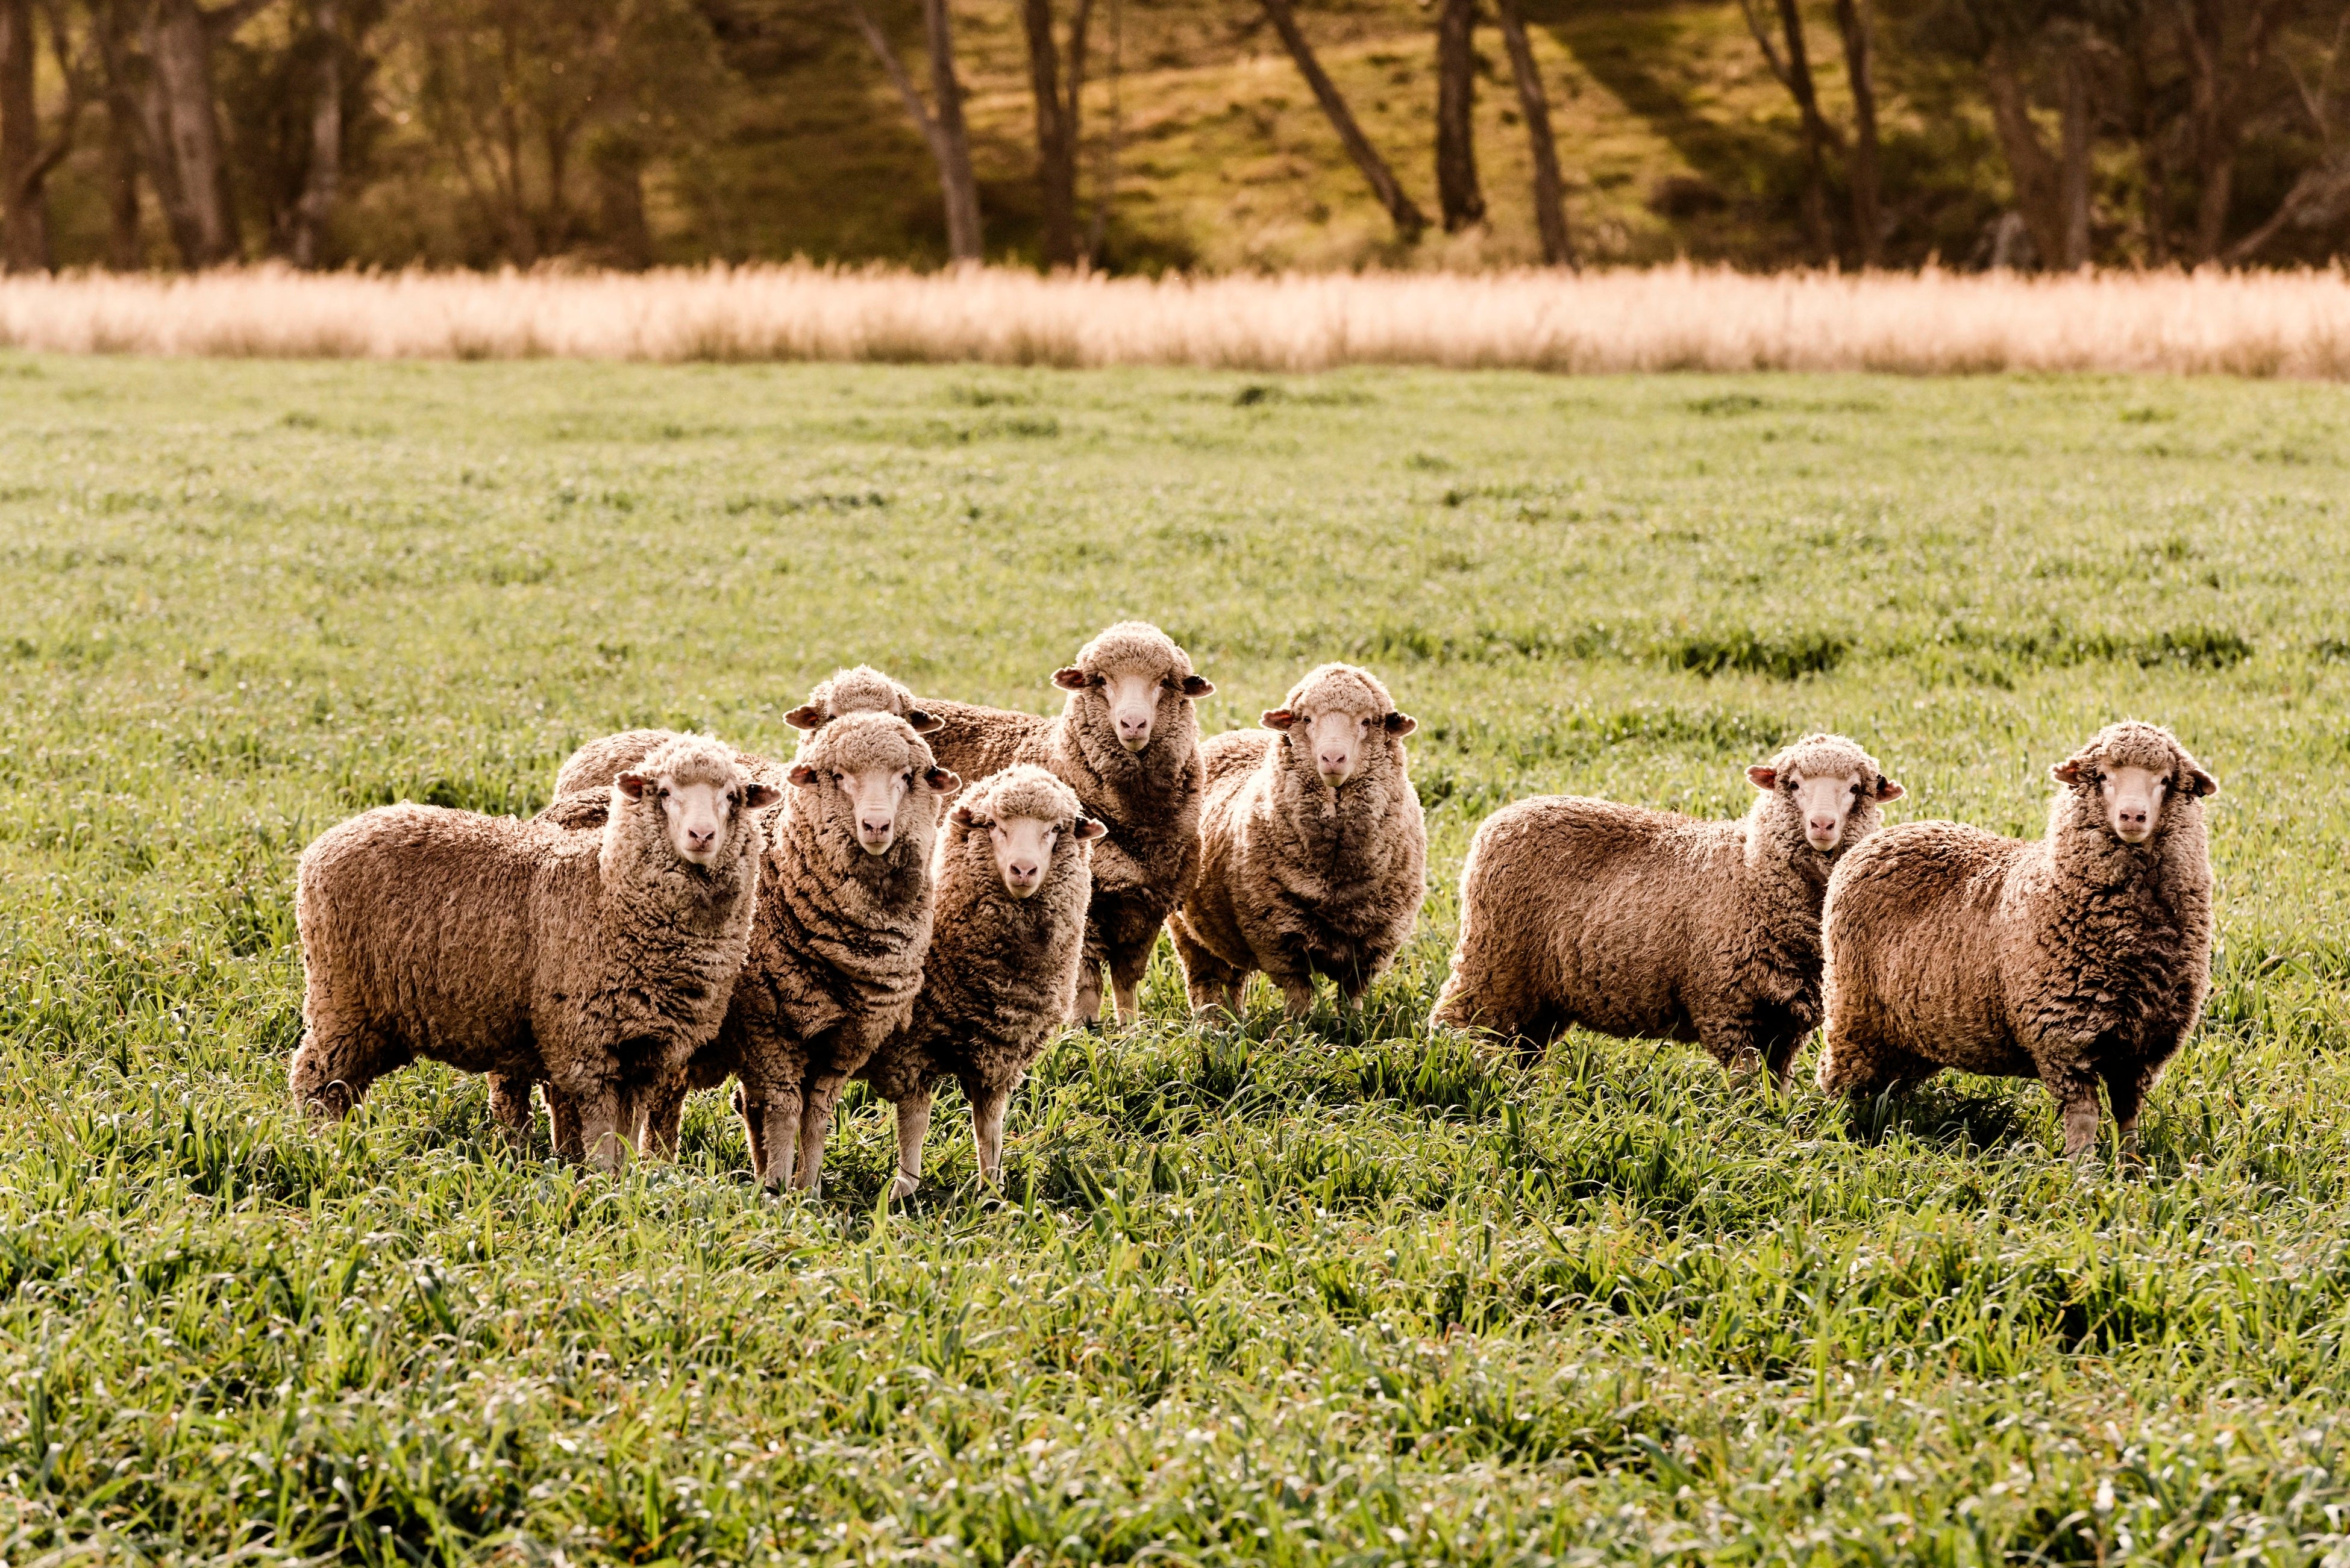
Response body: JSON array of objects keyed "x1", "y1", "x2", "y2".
[
  {"x1": 1493, "y1": 0, "x2": 1569, "y2": 263},
  {"x1": 1834, "y1": 0, "x2": 1884, "y2": 263},
  {"x1": 1, "y1": 0, "x2": 96, "y2": 272},
  {"x1": 1256, "y1": 0, "x2": 1426, "y2": 240},
  {"x1": 1434, "y1": 0, "x2": 1482, "y2": 230},
  {"x1": 844, "y1": 0, "x2": 981, "y2": 261},
  {"x1": 1741, "y1": 0, "x2": 1841, "y2": 259},
  {"x1": 1979, "y1": 22, "x2": 2093, "y2": 268},
  {"x1": 1020, "y1": 0, "x2": 1092, "y2": 269},
  {"x1": 289, "y1": 0, "x2": 342, "y2": 265},
  {"x1": 137, "y1": 0, "x2": 279, "y2": 266}
]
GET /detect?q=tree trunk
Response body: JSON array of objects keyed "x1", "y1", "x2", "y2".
[
  {"x1": 1494, "y1": 0, "x2": 1568, "y2": 264},
  {"x1": 591, "y1": 133, "x2": 651, "y2": 269},
  {"x1": 1257, "y1": 0, "x2": 1426, "y2": 240},
  {"x1": 1833, "y1": 0, "x2": 1880, "y2": 266},
  {"x1": 2181, "y1": 0, "x2": 2283, "y2": 261},
  {"x1": 1773, "y1": 0, "x2": 1831, "y2": 261},
  {"x1": 1983, "y1": 38, "x2": 2065, "y2": 269},
  {"x1": 93, "y1": 0, "x2": 145, "y2": 269},
  {"x1": 142, "y1": 0, "x2": 239, "y2": 265},
  {"x1": 2135, "y1": 27, "x2": 2170, "y2": 266},
  {"x1": 289, "y1": 0, "x2": 341, "y2": 267},
  {"x1": 924, "y1": 0, "x2": 982, "y2": 261},
  {"x1": 844, "y1": 0, "x2": 983, "y2": 261},
  {"x1": 1021, "y1": 0, "x2": 1093, "y2": 269},
  {"x1": 2057, "y1": 42, "x2": 2092, "y2": 269},
  {"x1": 1434, "y1": 0, "x2": 1483, "y2": 231},
  {"x1": 0, "y1": 0, "x2": 48, "y2": 272}
]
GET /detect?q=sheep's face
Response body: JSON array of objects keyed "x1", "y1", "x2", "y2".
[
  {"x1": 616, "y1": 768, "x2": 780, "y2": 867},
  {"x1": 1747, "y1": 760, "x2": 1902, "y2": 853},
  {"x1": 2053, "y1": 731, "x2": 2218, "y2": 846},
  {"x1": 1264, "y1": 703, "x2": 1416, "y2": 789},
  {"x1": 1054, "y1": 661, "x2": 1214, "y2": 755},
  {"x1": 790, "y1": 752, "x2": 961, "y2": 857},
  {"x1": 977, "y1": 811, "x2": 1107, "y2": 898}
]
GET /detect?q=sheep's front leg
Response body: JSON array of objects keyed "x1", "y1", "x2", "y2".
[
  {"x1": 1274, "y1": 974, "x2": 1317, "y2": 1020},
  {"x1": 889, "y1": 1086, "x2": 935, "y2": 1202},
  {"x1": 2103, "y1": 1068, "x2": 2146, "y2": 1159},
  {"x1": 486, "y1": 1071, "x2": 536, "y2": 1146},
  {"x1": 968, "y1": 1082, "x2": 1012, "y2": 1188},
  {"x1": 739, "y1": 1083, "x2": 803, "y2": 1190},
  {"x1": 1071, "y1": 963, "x2": 1106, "y2": 1028},
  {"x1": 573, "y1": 1082, "x2": 630, "y2": 1175},
  {"x1": 547, "y1": 1084, "x2": 585, "y2": 1163},
  {"x1": 793, "y1": 1073, "x2": 851, "y2": 1196},
  {"x1": 636, "y1": 1074, "x2": 689, "y2": 1158},
  {"x1": 2041, "y1": 1060, "x2": 2103, "y2": 1159}
]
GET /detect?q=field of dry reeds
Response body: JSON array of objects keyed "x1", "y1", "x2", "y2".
[{"x1": 5, "y1": 263, "x2": 2350, "y2": 376}]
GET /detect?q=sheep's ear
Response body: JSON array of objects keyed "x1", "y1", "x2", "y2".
[
  {"x1": 1051, "y1": 666, "x2": 1091, "y2": 691},
  {"x1": 1873, "y1": 775, "x2": 1905, "y2": 802},
  {"x1": 1744, "y1": 764, "x2": 1777, "y2": 790},
  {"x1": 783, "y1": 704, "x2": 826, "y2": 731},
  {"x1": 2184, "y1": 763, "x2": 2220, "y2": 798},
  {"x1": 951, "y1": 803, "x2": 985, "y2": 829},
  {"x1": 1073, "y1": 815, "x2": 1109, "y2": 842},
  {"x1": 742, "y1": 782, "x2": 783, "y2": 811},
  {"x1": 615, "y1": 772, "x2": 651, "y2": 800},
  {"x1": 905, "y1": 708, "x2": 942, "y2": 734},
  {"x1": 2052, "y1": 757, "x2": 2087, "y2": 786},
  {"x1": 1262, "y1": 708, "x2": 1299, "y2": 731},
  {"x1": 925, "y1": 766, "x2": 962, "y2": 795},
  {"x1": 788, "y1": 762, "x2": 820, "y2": 788},
  {"x1": 1181, "y1": 675, "x2": 1214, "y2": 697},
  {"x1": 1385, "y1": 711, "x2": 1417, "y2": 736}
]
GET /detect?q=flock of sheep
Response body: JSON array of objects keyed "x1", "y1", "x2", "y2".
[{"x1": 289, "y1": 620, "x2": 2220, "y2": 1190}]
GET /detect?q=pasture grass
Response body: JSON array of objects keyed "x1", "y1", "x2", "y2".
[{"x1": 3, "y1": 354, "x2": 2349, "y2": 1563}]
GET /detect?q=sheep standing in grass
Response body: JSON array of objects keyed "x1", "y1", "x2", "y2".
[
  {"x1": 920, "y1": 622, "x2": 1214, "y2": 1026},
  {"x1": 1170, "y1": 663, "x2": 1425, "y2": 1019},
  {"x1": 551, "y1": 665, "x2": 937, "y2": 798},
  {"x1": 1818, "y1": 721, "x2": 2217, "y2": 1157},
  {"x1": 289, "y1": 735, "x2": 776, "y2": 1171},
  {"x1": 860, "y1": 766, "x2": 1104, "y2": 1199},
  {"x1": 543, "y1": 712, "x2": 959, "y2": 1188},
  {"x1": 1433, "y1": 733, "x2": 1902, "y2": 1081}
]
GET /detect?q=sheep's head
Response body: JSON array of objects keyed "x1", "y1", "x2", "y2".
[
  {"x1": 948, "y1": 764, "x2": 1105, "y2": 899},
  {"x1": 1746, "y1": 733, "x2": 1902, "y2": 856},
  {"x1": 1261, "y1": 662, "x2": 1415, "y2": 790},
  {"x1": 783, "y1": 665, "x2": 939, "y2": 737},
  {"x1": 616, "y1": 735, "x2": 781, "y2": 868},
  {"x1": 787, "y1": 713, "x2": 960, "y2": 857},
  {"x1": 1052, "y1": 620, "x2": 1212, "y2": 756},
  {"x1": 2052, "y1": 721, "x2": 2218, "y2": 846}
]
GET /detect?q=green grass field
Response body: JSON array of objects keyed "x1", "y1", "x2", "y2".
[{"x1": 4, "y1": 355, "x2": 2350, "y2": 1563}]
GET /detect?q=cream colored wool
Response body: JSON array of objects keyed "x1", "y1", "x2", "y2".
[
  {"x1": 1434, "y1": 734, "x2": 1900, "y2": 1082},
  {"x1": 1818, "y1": 721, "x2": 2218, "y2": 1157},
  {"x1": 860, "y1": 766, "x2": 1100, "y2": 1198},
  {"x1": 1171, "y1": 664, "x2": 1425, "y2": 1019},
  {"x1": 289, "y1": 735, "x2": 769, "y2": 1171},
  {"x1": 920, "y1": 621, "x2": 1213, "y2": 1025}
]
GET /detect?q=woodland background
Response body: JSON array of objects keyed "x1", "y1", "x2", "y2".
[{"x1": 0, "y1": 1, "x2": 2345, "y2": 279}]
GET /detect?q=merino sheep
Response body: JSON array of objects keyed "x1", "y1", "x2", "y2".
[
  {"x1": 1817, "y1": 721, "x2": 2218, "y2": 1157},
  {"x1": 860, "y1": 765, "x2": 1104, "y2": 1199},
  {"x1": 1170, "y1": 663, "x2": 1426, "y2": 1019},
  {"x1": 550, "y1": 666, "x2": 936, "y2": 798},
  {"x1": 289, "y1": 735, "x2": 777, "y2": 1171},
  {"x1": 1433, "y1": 733, "x2": 1903, "y2": 1081},
  {"x1": 920, "y1": 621, "x2": 1214, "y2": 1026},
  {"x1": 542, "y1": 712, "x2": 959, "y2": 1188}
]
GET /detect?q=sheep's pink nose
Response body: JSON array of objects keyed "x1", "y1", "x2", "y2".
[
  {"x1": 859, "y1": 816, "x2": 892, "y2": 839},
  {"x1": 1008, "y1": 859, "x2": 1038, "y2": 881},
  {"x1": 1808, "y1": 816, "x2": 1839, "y2": 839},
  {"x1": 2118, "y1": 807, "x2": 2150, "y2": 833},
  {"x1": 686, "y1": 826, "x2": 715, "y2": 851}
]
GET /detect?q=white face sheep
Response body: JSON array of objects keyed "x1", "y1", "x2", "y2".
[
  {"x1": 1051, "y1": 655, "x2": 1209, "y2": 756},
  {"x1": 1432, "y1": 732, "x2": 1901, "y2": 1083},
  {"x1": 1171, "y1": 663, "x2": 1427, "y2": 1021},
  {"x1": 985, "y1": 808, "x2": 1088, "y2": 899},
  {"x1": 793, "y1": 754, "x2": 923, "y2": 856},
  {"x1": 784, "y1": 664, "x2": 942, "y2": 739},
  {"x1": 620, "y1": 763, "x2": 775, "y2": 867},
  {"x1": 1818, "y1": 720, "x2": 2219, "y2": 1158}
]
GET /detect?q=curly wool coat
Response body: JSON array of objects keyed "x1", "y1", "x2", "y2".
[
  {"x1": 1818, "y1": 720, "x2": 2219, "y2": 1156},
  {"x1": 289, "y1": 735, "x2": 768, "y2": 1170},
  {"x1": 1432, "y1": 733, "x2": 1900, "y2": 1081},
  {"x1": 860, "y1": 766, "x2": 1100, "y2": 1198},
  {"x1": 919, "y1": 622, "x2": 1212, "y2": 1025},
  {"x1": 1170, "y1": 663, "x2": 1426, "y2": 1019},
  {"x1": 539, "y1": 713, "x2": 955, "y2": 1187}
]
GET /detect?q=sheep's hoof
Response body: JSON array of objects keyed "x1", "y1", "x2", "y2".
[{"x1": 888, "y1": 1173, "x2": 920, "y2": 1202}]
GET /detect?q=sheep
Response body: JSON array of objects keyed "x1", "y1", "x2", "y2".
[
  {"x1": 1817, "y1": 721, "x2": 2219, "y2": 1157},
  {"x1": 539, "y1": 711, "x2": 960, "y2": 1189},
  {"x1": 859, "y1": 765, "x2": 1105, "y2": 1200},
  {"x1": 550, "y1": 666, "x2": 937, "y2": 798},
  {"x1": 919, "y1": 621, "x2": 1214, "y2": 1026},
  {"x1": 1169, "y1": 663, "x2": 1426, "y2": 1020},
  {"x1": 288, "y1": 735, "x2": 777, "y2": 1172},
  {"x1": 1432, "y1": 733, "x2": 1904, "y2": 1082}
]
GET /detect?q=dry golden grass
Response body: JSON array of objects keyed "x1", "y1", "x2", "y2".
[{"x1": 5, "y1": 263, "x2": 2349, "y2": 376}]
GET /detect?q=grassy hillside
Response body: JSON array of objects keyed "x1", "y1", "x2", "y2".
[
  {"x1": 682, "y1": 0, "x2": 2010, "y2": 272},
  {"x1": 5, "y1": 357, "x2": 2350, "y2": 1560}
]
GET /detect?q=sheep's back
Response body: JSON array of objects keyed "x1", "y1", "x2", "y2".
[
  {"x1": 919, "y1": 700, "x2": 1055, "y2": 782},
  {"x1": 555, "y1": 729, "x2": 676, "y2": 798},
  {"x1": 1201, "y1": 728, "x2": 1273, "y2": 793},
  {"x1": 1824, "y1": 821, "x2": 2031, "y2": 1071},
  {"x1": 296, "y1": 805, "x2": 565, "y2": 1070}
]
